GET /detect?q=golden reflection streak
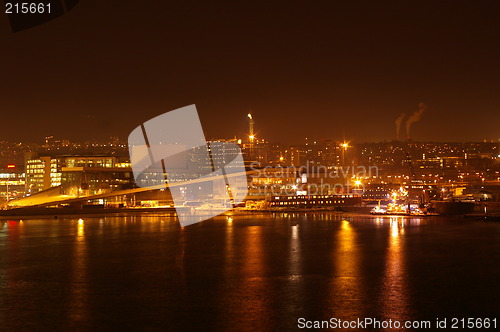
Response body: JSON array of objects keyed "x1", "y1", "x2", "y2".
[
  {"x1": 225, "y1": 217, "x2": 233, "y2": 262},
  {"x1": 3, "y1": 220, "x2": 24, "y2": 322},
  {"x1": 289, "y1": 225, "x2": 301, "y2": 278},
  {"x1": 221, "y1": 216, "x2": 235, "y2": 292},
  {"x1": 242, "y1": 226, "x2": 269, "y2": 328},
  {"x1": 67, "y1": 218, "x2": 89, "y2": 326},
  {"x1": 222, "y1": 224, "x2": 269, "y2": 331},
  {"x1": 380, "y1": 217, "x2": 409, "y2": 321},
  {"x1": 218, "y1": 216, "x2": 235, "y2": 332},
  {"x1": 329, "y1": 219, "x2": 363, "y2": 318},
  {"x1": 0, "y1": 222, "x2": 4, "y2": 324}
]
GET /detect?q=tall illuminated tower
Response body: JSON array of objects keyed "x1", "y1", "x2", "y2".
[{"x1": 247, "y1": 113, "x2": 255, "y2": 143}]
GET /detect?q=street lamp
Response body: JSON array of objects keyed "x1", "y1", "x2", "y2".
[
  {"x1": 341, "y1": 141, "x2": 350, "y2": 166},
  {"x1": 5, "y1": 164, "x2": 16, "y2": 204}
]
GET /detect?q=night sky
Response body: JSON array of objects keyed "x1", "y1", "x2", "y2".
[{"x1": 1, "y1": 1, "x2": 499, "y2": 143}]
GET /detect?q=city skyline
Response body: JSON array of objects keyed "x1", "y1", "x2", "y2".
[{"x1": 1, "y1": 132, "x2": 499, "y2": 147}]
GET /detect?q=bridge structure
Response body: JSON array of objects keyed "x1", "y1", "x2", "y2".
[{"x1": 6, "y1": 170, "x2": 259, "y2": 209}]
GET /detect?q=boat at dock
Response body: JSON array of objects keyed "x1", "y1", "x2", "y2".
[
  {"x1": 370, "y1": 201, "x2": 439, "y2": 216},
  {"x1": 432, "y1": 200, "x2": 475, "y2": 215}
]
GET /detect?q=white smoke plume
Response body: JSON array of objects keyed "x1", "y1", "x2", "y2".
[
  {"x1": 395, "y1": 113, "x2": 406, "y2": 140},
  {"x1": 406, "y1": 102, "x2": 427, "y2": 138}
]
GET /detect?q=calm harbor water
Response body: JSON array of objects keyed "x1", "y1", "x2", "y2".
[{"x1": 0, "y1": 213, "x2": 499, "y2": 331}]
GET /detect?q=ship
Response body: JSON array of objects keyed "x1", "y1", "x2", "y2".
[
  {"x1": 370, "y1": 201, "x2": 439, "y2": 216},
  {"x1": 431, "y1": 200, "x2": 475, "y2": 215}
]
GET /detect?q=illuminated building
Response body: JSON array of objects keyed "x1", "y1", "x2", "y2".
[
  {"x1": 24, "y1": 153, "x2": 126, "y2": 195},
  {"x1": 0, "y1": 169, "x2": 25, "y2": 202},
  {"x1": 60, "y1": 163, "x2": 134, "y2": 197},
  {"x1": 25, "y1": 155, "x2": 63, "y2": 194}
]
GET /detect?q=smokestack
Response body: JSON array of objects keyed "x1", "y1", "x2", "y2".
[
  {"x1": 406, "y1": 102, "x2": 427, "y2": 139},
  {"x1": 395, "y1": 113, "x2": 406, "y2": 140}
]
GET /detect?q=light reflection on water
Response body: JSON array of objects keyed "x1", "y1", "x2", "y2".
[
  {"x1": 242, "y1": 225, "x2": 269, "y2": 326},
  {"x1": 0, "y1": 213, "x2": 499, "y2": 331},
  {"x1": 328, "y1": 219, "x2": 364, "y2": 319},
  {"x1": 379, "y1": 217, "x2": 410, "y2": 321},
  {"x1": 67, "y1": 218, "x2": 89, "y2": 328}
]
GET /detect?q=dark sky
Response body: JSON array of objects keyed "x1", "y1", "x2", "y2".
[{"x1": 1, "y1": 1, "x2": 499, "y2": 144}]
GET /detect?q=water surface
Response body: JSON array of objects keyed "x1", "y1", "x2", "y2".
[{"x1": 0, "y1": 213, "x2": 499, "y2": 330}]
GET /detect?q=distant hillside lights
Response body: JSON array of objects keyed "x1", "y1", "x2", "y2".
[
  {"x1": 249, "y1": 162, "x2": 378, "y2": 180},
  {"x1": 248, "y1": 162, "x2": 378, "y2": 196}
]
